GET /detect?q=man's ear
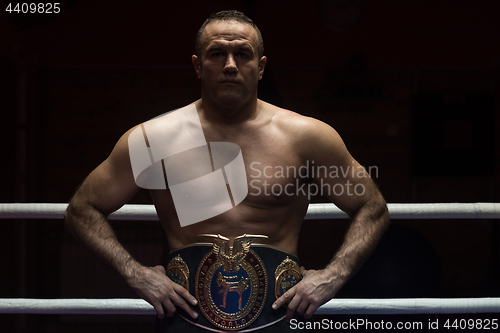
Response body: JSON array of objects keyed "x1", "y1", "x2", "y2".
[
  {"x1": 192, "y1": 55, "x2": 201, "y2": 78},
  {"x1": 258, "y1": 56, "x2": 267, "y2": 80}
]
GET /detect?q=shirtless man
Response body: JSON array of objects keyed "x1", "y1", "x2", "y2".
[{"x1": 64, "y1": 10, "x2": 389, "y2": 332}]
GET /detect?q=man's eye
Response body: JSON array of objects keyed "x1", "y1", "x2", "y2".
[
  {"x1": 236, "y1": 53, "x2": 249, "y2": 58},
  {"x1": 211, "y1": 52, "x2": 223, "y2": 57}
]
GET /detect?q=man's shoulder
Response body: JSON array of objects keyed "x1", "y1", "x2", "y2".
[
  {"x1": 262, "y1": 102, "x2": 347, "y2": 161},
  {"x1": 264, "y1": 102, "x2": 335, "y2": 140},
  {"x1": 124, "y1": 103, "x2": 197, "y2": 140}
]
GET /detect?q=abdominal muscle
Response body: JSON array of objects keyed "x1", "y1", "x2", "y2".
[{"x1": 150, "y1": 188, "x2": 310, "y2": 256}]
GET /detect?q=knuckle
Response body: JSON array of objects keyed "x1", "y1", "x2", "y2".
[
  {"x1": 288, "y1": 299, "x2": 298, "y2": 310},
  {"x1": 294, "y1": 284, "x2": 305, "y2": 294},
  {"x1": 305, "y1": 308, "x2": 316, "y2": 318},
  {"x1": 306, "y1": 295, "x2": 317, "y2": 304},
  {"x1": 312, "y1": 294, "x2": 322, "y2": 304},
  {"x1": 283, "y1": 290, "x2": 294, "y2": 300},
  {"x1": 165, "y1": 305, "x2": 176, "y2": 314},
  {"x1": 157, "y1": 290, "x2": 171, "y2": 300}
]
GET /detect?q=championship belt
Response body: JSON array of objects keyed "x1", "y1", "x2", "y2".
[{"x1": 165, "y1": 234, "x2": 302, "y2": 332}]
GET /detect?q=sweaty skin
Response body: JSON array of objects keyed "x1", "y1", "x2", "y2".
[{"x1": 64, "y1": 20, "x2": 389, "y2": 323}]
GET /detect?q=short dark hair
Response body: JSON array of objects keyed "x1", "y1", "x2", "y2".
[{"x1": 195, "y1": 10, "x2": 264, "y2": 58}]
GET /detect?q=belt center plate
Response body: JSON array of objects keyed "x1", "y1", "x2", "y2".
[{"x1": 195, "y1": 235, "x2": 268, "y2": 331}]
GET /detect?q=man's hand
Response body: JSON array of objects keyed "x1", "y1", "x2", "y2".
[
  {"x1": 272, "y1": 266, "x2": 342, "y2": 321},
  {"x1": 127, "y1": 265, "x2": 198, "y2": 319}
]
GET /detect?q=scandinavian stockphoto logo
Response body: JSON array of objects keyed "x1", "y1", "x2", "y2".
[
  {"x1": 248, "y1": 161, "x2": 378, "y2": 200},
  {"x1": 128, "y1": 104, "x2": 248, "y2": 227}
]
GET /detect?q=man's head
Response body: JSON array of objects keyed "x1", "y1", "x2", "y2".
[
  {"x1": 192, "y1": 10, "x2": 267, "y2": 110},
  {"x1": 195, "y1": 10, "x2": 264, "y2": 59}
]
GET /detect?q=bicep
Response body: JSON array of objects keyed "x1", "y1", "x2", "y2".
[
  {"x1": 71, "y1": 130, "x2": 140, "y2": 216},
  {"x1": 318, "y1": 159, "x2": 379, "y2": 217},
  {"x1": 304, "y1": 121, "x2": 377, "y2": 217}
]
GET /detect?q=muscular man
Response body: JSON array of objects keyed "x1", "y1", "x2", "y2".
[{"x1": 65, "y1": 10, "x2": 389, "y2": 332}]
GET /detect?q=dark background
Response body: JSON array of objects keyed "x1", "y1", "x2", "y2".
[{"x1": 0, "y1": 0, "x2": 499, "y2": 332}]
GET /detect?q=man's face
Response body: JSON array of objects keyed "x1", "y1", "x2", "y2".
[{"x1": 192, "y1": 21, "x2": 266, "y2": 108}]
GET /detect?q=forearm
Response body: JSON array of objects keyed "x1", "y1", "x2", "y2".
[
  {"x1": 326, "y1": 195, "x2": 390, "y2": 285},
  {"x1": 64, "y1": 200, "x2": 142, "y2": 280}
]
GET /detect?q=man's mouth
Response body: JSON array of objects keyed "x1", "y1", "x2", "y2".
[{"x1": 221, "y1": 79, "x2": 240, "y2": 84}]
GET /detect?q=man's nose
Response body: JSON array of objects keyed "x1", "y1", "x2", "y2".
[{"x1": 223, "y1": 54, "x2": 237, "y2": 74}]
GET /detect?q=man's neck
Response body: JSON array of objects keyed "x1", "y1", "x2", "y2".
[{"x1": 196, "y1": 97, "x2": 261, "y2": 126}]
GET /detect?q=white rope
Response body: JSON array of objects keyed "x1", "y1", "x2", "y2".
[
  {"x1": 315, "y1": 297, "x2": 500, "y2": 315},
  {"x1": 0, "y1": 298, "x2": 153, "y2": 315},
  {"x1": 1, "y1": 203, "x2": 499, "y2": 220},
  {"x1": 1, "y1": 298, "x2": 499, "y2": 315}
]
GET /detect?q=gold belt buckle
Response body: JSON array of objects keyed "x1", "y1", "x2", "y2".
[{"x1": 195, "y1": 234, "x2": 268, "y2": 331}]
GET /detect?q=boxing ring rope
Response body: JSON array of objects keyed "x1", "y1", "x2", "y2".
[
  {"x1": 2, "y1": 202, "x2": 500, "y2": 220},
  {"x1": 1, "y1": 202, "x2": 499, "y2": 315},
  {"x1": 1, "y1": 298, "x2": 499, "y2": 315}
]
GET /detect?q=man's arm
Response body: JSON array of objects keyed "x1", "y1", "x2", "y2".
[
  {"x1": 64, "y1": 128, "x2": 198, "y2": 319},
  {"x1": 272, "y1": 118, "x2": 390, "y2": 320}
]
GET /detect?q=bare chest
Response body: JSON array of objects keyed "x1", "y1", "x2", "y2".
[
  {"x1": 204, "y1": 128, "x2": 309, "y2": 208},
  {"x1": 151, "y1": 125, "x2": 310, "y2": 250}
]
